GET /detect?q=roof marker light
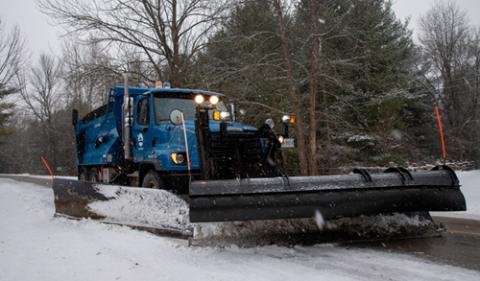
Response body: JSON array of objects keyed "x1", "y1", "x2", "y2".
[{"x1": 209, "y1": 95, "x2": 219, "y2": 105}]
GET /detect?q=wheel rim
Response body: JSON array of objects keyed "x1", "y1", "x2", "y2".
[
  {"x1": 90, "y1": 170, "x2": 98, "y2": 183},
  {"x1": 79, "y1": 170, "x2": 87, "y2": 181}
]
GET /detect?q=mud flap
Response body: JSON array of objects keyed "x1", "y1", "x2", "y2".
[{"x1": 189, "y1": 166, "x2": 466, "y2": 223}]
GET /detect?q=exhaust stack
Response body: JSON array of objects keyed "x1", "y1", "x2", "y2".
[{"x1": 123, "y1": 73, "x2": 132, "y2": 160}]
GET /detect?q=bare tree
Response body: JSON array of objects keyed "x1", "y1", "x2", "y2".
[
  {"x1": 419, "y1": 0, "x2": 479, "y2": 158},
  {"x1": 0, "y1": 18, "x2": 25, "y2": 136},
  {"x1": 18, "y1": 54, "x2": 64, "y2": 166},
  {"x1": 0, "y1": 19, "x2": 25, "y2": 92},
  {"x1": 39, "y1": 0, "x2": 228, "y2": 87},
  {"x1": 467, "y1": 28, "x2": 480, "y2": 128},
  {"x1": 62, "y1": 38, "x2": 120, "y2": 112}
]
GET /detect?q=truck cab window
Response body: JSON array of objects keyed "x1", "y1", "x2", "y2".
[
  {"x1": 154, "y1": 97, "x2": 196, "y2": 123},
  {"x1": 137, "y1": 98, "x2": 149, "y2": 125},
  {"x1": 154, "y1": 95, "x2": 230, "y2": 123}
]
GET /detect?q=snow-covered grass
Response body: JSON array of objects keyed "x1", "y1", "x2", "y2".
[
  {"x1": 457, "y1": 170, "x2": 480, "y2": 215},
  {"x1": 1, "y1": 178, "x2": 479, "y2": 281}
]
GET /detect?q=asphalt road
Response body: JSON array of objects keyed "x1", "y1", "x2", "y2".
[
  {"x1": 356, "y1": 217, "x2": 480, "y2": 271},
  {"x1": 2, "y1": 174, "x2": 479, "y2": 271}
]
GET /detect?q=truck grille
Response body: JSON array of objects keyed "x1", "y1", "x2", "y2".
[{"x1": 207, "y1": 131, "x2": 264, "y2": 179}]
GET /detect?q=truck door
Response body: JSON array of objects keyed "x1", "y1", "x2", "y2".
[{"x1": 131, "y1": 95, "x2": 152, "y2": 162}]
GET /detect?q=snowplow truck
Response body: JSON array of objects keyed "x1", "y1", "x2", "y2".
[{"x1": 53, "y1": 83, "x2": 466, "y2": 227}]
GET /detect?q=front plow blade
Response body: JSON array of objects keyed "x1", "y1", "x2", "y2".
[{"x1": 189, "y1": 166, "x2": 466, "y2": 223}]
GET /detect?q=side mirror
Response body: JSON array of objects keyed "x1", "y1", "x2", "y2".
[
  {"x1": 228, "y1": 103, "x2": 236, "y2": 122},
  {"x1": 282, "y1": 114, "x2": 296, "y2": 125},
  {"x1": 72, "y1": 109, "x2": 78, "y2": 126},
  {"x1": 169, "y1": 109, "x2": 183, "y2": 126}
]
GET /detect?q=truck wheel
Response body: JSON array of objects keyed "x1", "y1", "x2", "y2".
[
  {"x1": 89, "y1": 168, "x2": 99, "y2": 183},
  {"x1": 78, "y1": 168, "x2": 87, "y2": 181},
  {"x1": 142, "y1": 170, "x2": 164, "y2": 189}
]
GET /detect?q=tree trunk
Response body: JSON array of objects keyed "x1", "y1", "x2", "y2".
[
  {"x1": 306, "y1": 0, "x2": 320, "y2": 175},
  {"x1": 171, "y1": 0, "x2": 180, "y2": 87},
  {"x1": 307, "y1": 72, "x2": 317, "y2": 174},
  {"x1": 272, "y1": 0, "x2": 308, "y2": 175}
]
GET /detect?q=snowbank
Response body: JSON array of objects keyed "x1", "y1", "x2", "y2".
[
  {"x1": 457, "y1": 170, "x2": 480, "y2": 215},
  {"x1": 432, "y1": 170, "x2": 480, "y2": 219}
]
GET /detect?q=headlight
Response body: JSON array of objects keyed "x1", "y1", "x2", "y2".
[
  {"x1": 209, "y1": 95, "x2": 219, "y2": 105},
  {"x1": 220, "y1": 111, "x2": 230, "y2": 120},
  {"x1": 195, "y1": 94, "x2": 204, "y2": 104},
  {"x1": 171, "y1": 152, "x2": 186, "y2": 165},
  {"x1": 278, "y1": 136, "x2": 284, "y2": 144}
]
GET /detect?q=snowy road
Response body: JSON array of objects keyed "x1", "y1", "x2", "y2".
[{"x1": 0, "y1": 177, "x2": 479, "y2": 281}]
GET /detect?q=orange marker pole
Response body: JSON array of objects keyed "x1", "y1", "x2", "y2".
[
  {"x1": 434, "y1": 104, "x2": 447, "y2": 162},
  {"x1": 40, "y1": 156, "x2": 54, "y2": 178}
]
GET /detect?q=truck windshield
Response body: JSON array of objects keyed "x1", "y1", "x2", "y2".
[{"x1": 154, "y1": 96, "x2": 229, "y2": 123}]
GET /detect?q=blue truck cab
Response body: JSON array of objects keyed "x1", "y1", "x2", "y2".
[{"x1": 73, "y1": 86, "x2": 283, "y2": 191}]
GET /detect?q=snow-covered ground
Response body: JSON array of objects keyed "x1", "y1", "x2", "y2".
[
  {"x1": 456, "y1": 170, "x2": 480, "y2": 214},
  {"x1": 0, "y1": 178, "x2": 479, "y2": 280},
  {"x1": 432, "y1": 170, "x2": 480, "y2": 220},
  {"x1": 0, "y1": 173, "x2": 77, "y2": 180}
]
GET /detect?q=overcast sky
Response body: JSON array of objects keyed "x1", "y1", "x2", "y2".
[{"x1": 1, "y1": 0, "x2": 480, "y2": 59}]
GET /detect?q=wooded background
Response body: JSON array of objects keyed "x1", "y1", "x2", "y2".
[{"x1": 0, "y1": 0, "x2": 479, "y2": 176}]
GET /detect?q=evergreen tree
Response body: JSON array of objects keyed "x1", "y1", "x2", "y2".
[
  {"x1": 0, "y1": 86, "x2": 15, "y2": 137},
  {"x1": 197, "y1": 0, "x2": 421, "y2": 169},
  {"x1": 294, "y1": 0, "x2": 418, "y2": 165},
  {"x1": 194, "y1": 0, "x2": 284, "y2": 127}
]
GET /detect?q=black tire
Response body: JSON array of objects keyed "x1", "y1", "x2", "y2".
[
  {"x1": 142, "y1": 170, "x2": 164, "y2": 188},
  {"x1": 89, "y1": 168, "x2": 99, "y2": 183},
  {"x1": 78, "y1": 168, "x2": 88, "y2": 181}
]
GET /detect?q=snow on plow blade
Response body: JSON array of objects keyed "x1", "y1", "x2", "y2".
[{"x1": 189, "y1": 166, "x2": 466, "y2": 223}]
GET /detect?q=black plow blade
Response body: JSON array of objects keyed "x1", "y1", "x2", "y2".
[{"x1": 189, "y1": 166, "x2": 466, "y2": 223}]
